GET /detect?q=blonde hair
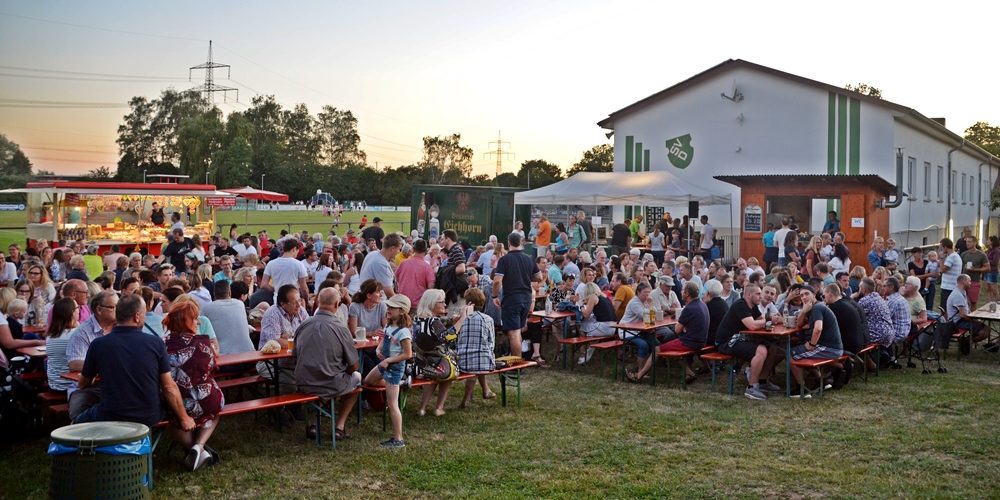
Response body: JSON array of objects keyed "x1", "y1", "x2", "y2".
[
  {"x1": 6, "y1": 298, "x2": 27, "y2": 316},
  {"x1": 582, "y1": 282, "x2": 602, "y2": 300},
  {"x1": 0, "y1": 287, "x2": 16, "y2": 312},
  {"x1": 416, "y1": 289, "x2": 445, "y2": 319},
  {"x1": 197, "y1": 263, "x2": 214, "y2": 281}
]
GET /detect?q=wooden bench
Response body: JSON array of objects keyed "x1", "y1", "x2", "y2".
[
  {"x1": 699, "y1": 351, "x2": 736, "y2": 395},
  {"x1": 856, "y1": 343, "x2": 880, "y2": 382},
  {"x1": 360, "y1": 361, "x2": 538, "y2": 431},
  {"x1": 555, "y1": 335, "x2": 613, "y2": 369},
  {"x1": 791, "y1": 355, "x2": 849, "y2": 398},
  {"x1": 653, "y1": 346, "x2": 714, "y2": 388},
  {"x1": 590, "y1": 339, "x2": 626, "y2": 380}
]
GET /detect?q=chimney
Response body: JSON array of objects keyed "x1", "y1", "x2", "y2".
[{"x1": 931, "y1": 117, "x2": 946, "y2": 127}]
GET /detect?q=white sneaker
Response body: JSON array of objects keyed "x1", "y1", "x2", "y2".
[
  {"x1": 193, "y1": 449, "x2": 212, "y2": 471},
  {"x1": 585, "y1": 347, "x2": 595, "y2": 363},
  {"x1": 578, "y1": 355, "x2": 587, "y2": 365}
]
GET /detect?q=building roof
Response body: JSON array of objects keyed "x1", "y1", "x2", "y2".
[
  {"x1": 714, "y1": 174, "x2": 899, "y2": 195},
  {"x1": 597, "y1": 59, "x2": 998, "y2": 162}
]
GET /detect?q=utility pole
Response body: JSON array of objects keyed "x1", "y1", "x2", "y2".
[
  {"x1": 189, "y1": 40, "x2": 238, "y2": 102},
  {"x1": 484, "y1": 131, "x2": 513, "y2": 177}
]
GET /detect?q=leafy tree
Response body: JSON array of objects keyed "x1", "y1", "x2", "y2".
[
  {"x1": 149, "y1": 89, "x2": 212, "y2": 164},
  {"x1": 177, "y1": 107, "x2": 224, "y2": 184},
  {"x1": 212, "y1": 113, "x2": 254, "y2": 188},
  {"x1": 420, "y1": 134, "x2": 473, "y2": 184},
  {"x1": 494, "y1": 172, "x2": 519, "y2": 187},
  {"x1": 844, "y1": 83, "x2": 882, "y2": 99},
  {"x1": 378, "y1": 165, "x2": 424, "y2": 206},
  {"x1": 116, "y1": 96, "x2": 157, "y2": 179},
  {"x1": 965, "y1": 121, "x2": 1000, "y2": 157},
  {"x1": 84, "y1": 165, "x2": 113, "y2": 180},
  {"x1": 243, "y1": 95, "x2": 286, "y2": 182},
  {"x1": 0, "y1": 134, "x2": 32, "y2": 176},
  {"x1": 567, "y1": 144, "x2": 613, "y2": 176},
  {"x1": 283, "y1": 103, "x2": 321, "y2": 165},
  {"x1": 516, "y1": 159, "x2": 562, "y2": 188},
  {"x1": 316, "y1": 106, "x2": 366, "y2": 166}
]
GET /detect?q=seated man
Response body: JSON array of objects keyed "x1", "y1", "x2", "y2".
[
  {"x1": 902, "y1": 276, "x2": 929, "y2": 325},
  {"x1": 294, "y1": 287, "x2": 362, "y2": 440},
  {"x1": 658, "y1": 281, "x2": 709, "y2": 383},
  {"x1": 202, "y1": 280, "x2": 254, "y2": 356},
  {"x1": 823, "y1": 283, "x2": 867, "y2": 355},
  {"x1": 790, "y1": 285, "x2": 844, "y2": 396},
  {"x1": 946, "y1": 274, "x2": 989, "y2": 343},
  {"x1": 714, "y1": 284, "x2": 783, "y2": 401},
  {"x1": 74, "y1": 295, "x2": 194, "y2": 431}
]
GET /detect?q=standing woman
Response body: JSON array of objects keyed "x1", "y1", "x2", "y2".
[
  {"x1": 783, "y1": 231, "x2": 801, "y2": 268},
  {"x1": 456, "y1": 288, "x2": 495, "y2": 407},
  {"x1": 648, "y1": 226, "x2": 666, "y2": 267},
  {"x1": 163, "y1": 300, "x2": 224, "y2": 471},
  {"x1": 45, "y1": 297, "x2": 79, "y2": 392},
  {"x1": 414, "y1": 288, "x2": 470, "y2": 417},
  {"x1": 345, "y1": 252, "x2": 365, "y2": 295},
  {"x1": 49, "y1": 249, "x2": 65, "y2": 282},
  {"x1": 907, "y1": 246, "x2": 931, "y2": 299},
  {"x1": 986, "y1": 236, "x2": 1000, "y2": 303},
  {"x1": 25, "y1": 264, "x2": 57, "y2": 307},
  {"x1": 554, "y1": 223, "x2": 570, "y2": 256},
  {"x1": 803, "y1": 236, "x2": 823, "y2": 279}
]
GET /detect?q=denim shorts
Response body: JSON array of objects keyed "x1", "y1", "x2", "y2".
[
  {"x1": 501, "y1": 294, "x2": 532, "y2": 331},
  {"x1": 985, "y1": 272, "x2": 998, "y2": 284},
  {"x1": 379, "y1": 362, "x2": 405, "y2": 385}
]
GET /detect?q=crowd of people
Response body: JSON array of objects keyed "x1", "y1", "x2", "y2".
[{"x1": 2, "y1": 209, "x2": 998, "y2": 467}]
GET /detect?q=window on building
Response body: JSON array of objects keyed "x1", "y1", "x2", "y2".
[
  {"x1": 907, "y1": 157, "x2": 916, "y2": 200},
  {"x1": 961, "y1": 173, "x2": 967, "y2": 204},
  {"x1": 972, "y1": 176, "x2": 978, "y2": 205},
  {"x1": 937, "y1": 166, "x2": 944, "y2": 202},
  {"x1": 924, "y1": 162, "x2": 931, "y2": 201},
  {"x1": 952, "y1": 170, "x2": 958, "y2": 203},
  {"x1": 985, "y1": 180, "x2": 991, "y2": 207}
]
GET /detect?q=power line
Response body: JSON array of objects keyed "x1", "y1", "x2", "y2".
[
  {"x1": 22, "y1": 145, "x2": 116, "y2": 154},
  {"x1": 0, "y1": 11, "x2": 207, "y2": 42},
  {"x1": 31, "y1": 156, "x2": 116, "y2": 164},
  {"x1": 0, "y1": 64, "x2": 186, "y2": 80},
  {"x1": 0, "y1": 98, "x2": 128, "y2": 109},
  {"x1": 2, "y1": 125, "x2": 115, "y2": 138},
  {"x1": 0, "y1": 72, "x2": 187, "y2": 83}
]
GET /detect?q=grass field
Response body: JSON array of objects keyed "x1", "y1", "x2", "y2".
[{"x1": 2, "y1": 348, "x2": 999, "y2": 498}]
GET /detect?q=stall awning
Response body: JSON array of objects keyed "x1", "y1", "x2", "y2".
[
  {"x1": 513, "y1": 171, "x2": 732, "y2": 206},
  {"x1": 222, "y1": 186, "x2": 289, "y2": 202}
]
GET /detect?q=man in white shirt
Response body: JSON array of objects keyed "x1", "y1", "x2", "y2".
[
  {"x1": 232, "y1": 234, "x2": 258, "y2": 260},
  {"x1": 773, "y1": 218, "x2": 791, "y2": 266},
  {"x1": 169, "y1": 212, "x2": 185, "y2": 232},
  {"x1": 699, "y1": 215, "x2": 715, "y2": 259},
  {"x1": 261, "y1": 239, "x2": 309, "y2": 303},
  {"x1": 202, "y1": 281, "x2": 254, "y2": 355}
]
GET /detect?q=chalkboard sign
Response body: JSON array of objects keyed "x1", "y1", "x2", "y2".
[
  {"x1": 645, "y1": 206, "x2": 664, "y2": 234},
  {"x1": 743, "y1": 204, "x2": 762, "y2": 233}
]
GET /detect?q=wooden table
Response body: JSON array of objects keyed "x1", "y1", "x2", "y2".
[
  {"x1": 969, "y1": 306, "x2": 1000, "y2": 355},
  {"x1": 531, "y1": 310, "x2": 577, "y2": 357},
  {"x1": 15, "y1": 345, "x2": 47, "y2": 358},
  {"x1": 740, "y1": 324, "x2": 803, "y2": 397},
  {"x1": 608, "y1": 318, "x2": 678, "y2": 380},
  {"x1": 23, "y1": 325, "x2": 45, "y2": 335},
  {"x1": 218, "y1": 348, "x2": 293, "y2": 397}
]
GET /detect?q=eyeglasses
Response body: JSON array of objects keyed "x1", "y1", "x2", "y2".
[
  {"x1": 28, "y1": 271, "x2": 41, "y2": 276},
  {"x1": 98, "y1": 303, "x2": 117, "y2": 310},
  {"x1": 16, "y1": 289, "x2": 30, "y2": 294}
]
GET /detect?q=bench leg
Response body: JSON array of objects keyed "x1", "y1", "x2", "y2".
[
  {"x1": 727, "y1": 361, "x2": 736, "y2": 396},
  {"x1": 500, "y1": 372, "x2": 508, "y2": 407}
]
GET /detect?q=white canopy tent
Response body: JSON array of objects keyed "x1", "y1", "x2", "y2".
[
  {"x1": 513, "y1": 170, "x2": 735, "y2": 257},
  {"x1": 513, "y1": 171, "x2": 732, "y2": 207}
]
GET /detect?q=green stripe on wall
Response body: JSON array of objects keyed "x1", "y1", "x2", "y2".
[
  {"x1": 643, "y1": 150, "x2": 650, "y2": 171},
  {"x1": 624, "y1": 136, "x2": 634, "y2": 172},
  {"x1": 635, "y1": 142, "x2": 643, "y2": 174},
  {"x1": 849, "y1": 98, "x2": 860, "y2": 175},
  {"x1": 837, "y1": 95, "x2": 847, "y2": 175},
  {"x1": 828, "y1": 93, "x2": 836, "y2": 175}
]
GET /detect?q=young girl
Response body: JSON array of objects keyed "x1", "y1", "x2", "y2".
[{"x1": 363, "y1": 294, "x2": 413, "y2": 449}]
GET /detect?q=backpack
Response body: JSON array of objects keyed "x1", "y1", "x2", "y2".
[{"x1": 412, "y1": 317, "x2": 458, "y2": 381}]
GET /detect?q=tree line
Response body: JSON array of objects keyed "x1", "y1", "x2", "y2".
[{"x1": 103, "y1": 89, "x2": 613, "y2": 204}]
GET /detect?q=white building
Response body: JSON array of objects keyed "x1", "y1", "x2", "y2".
[{"x1": 597, "y1": 59, "x2": 999, "y2": 253}]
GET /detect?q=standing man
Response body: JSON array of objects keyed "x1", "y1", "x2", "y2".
[
  {"x1": 360, "y1": 233, "x2": 402, "y2": 298},
  {"x1": 577, "y1": 210, "x2": 593, "y2": 251},
  {"x1": 161, "y1": 229, "x2": 195, "y2": 272},
  {"x1": 396, "y1": 239, "x2": 436, "y2": 308},
  {"x1": 149, "y1": 202, "x2": 165, "y2": 226},
  {"x1": 492, "y1": 232, "x2": 542, "y2": 358},
  {"x1": 699, "y1": 215, "x2": 714, "y2": 260},
  {"x1": 361, "y1": 217, "x2": 386, "y2": 249},
  {"x1": 441, "y1": 229, "x2": 466, "y2": 274},
  {"x1": 609, "y1": 219, "x2": 631, "y2": 257},
  {"x1": 938, "y1": 238, "x2": 963, "y2": 307},
  {"x1": 762, "y1": 223, "x2": 778, "y2": 271},
  {"x1": 961, "y1": 235, "x2": 989, "y2": 306},
  {"x1": 261, "y1": 239, "x2": 310, "y2": 304},
  {"x1": 169, "y1": 212, "x2": 185, "y2": 232},
  {"x1": 73, "y1": 295, "x2": 194, "y2": 432},
  {"x1": 822, "y1": 211, "x2": 840, "y2": 235},
  {"x1": 535, "y1": 214, "x2": 552, "y2": 258},
  {"x1": 629, "y1": 214, "x2": 644, "y2": 244},
  {"x1": 773, "y1": 218, "x2": 791, "y2": 267}
]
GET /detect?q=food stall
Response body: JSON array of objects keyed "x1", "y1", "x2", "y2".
[{"x1": 9, "y1": 181, "x2": 235, "y2": 255}]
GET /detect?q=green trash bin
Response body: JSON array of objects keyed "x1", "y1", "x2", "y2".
[{"x1": 49, "y1": 421, "x2": 152, "y2": 499}]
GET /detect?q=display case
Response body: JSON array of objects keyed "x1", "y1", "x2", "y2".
[{"x1": 10, "y1": 181, "x2": 232, "y2": 255}]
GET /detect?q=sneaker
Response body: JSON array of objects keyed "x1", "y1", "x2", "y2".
[
  {"x1": 183, "y1": 448, "x2": 198, "y2": 471},
  {"x1": 744, "y1": 386, "x2": 767, "y2": 401},
  {"x1": 577, "y1": 355, "x2": 587, "y2": 365},
  {"x1": 380, "y1": 438, "x2": 406, "y2": 449},
  {"x1": 193, "y1": 449, "x2": 212, "y2": 471},
  {"x1": 790, "y1": 390, "x2": 813, "y2": 399},
  {"x1": 585, "y1": 347, "x2": 595, "y2": 364},
  {"x1": 759, "y1": 380, "x2": 782, "y2": 392}
]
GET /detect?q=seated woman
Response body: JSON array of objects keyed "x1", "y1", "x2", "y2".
[
  {"x1": 163, "y1": 299, "x2": 224, "y2": 471},
  {"x1": 577, "y1": 282, "x2": 617, "y2": 365},
  {"x1": 0, "y1": 287, "x2": 44, "y2": 359},
  {"x1": 414, "y1": 288, "x2": 469, "y2": 417},
  {"x1": 45, "y1": 297, "x2": 79, "y2": 392},
  {"x1": 456, "y1": 288, "x2": 495, "y2": 407},
  {"x1": 14, "y1": 279, "x2": 44, "y2": 328},
  {"x1": 620, "y1": 283, "x2": 669, "y2": 383}
]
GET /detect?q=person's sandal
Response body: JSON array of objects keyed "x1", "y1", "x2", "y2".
[
  {"x1": 335, "y1": 428, "x2": 351, "y2": 440},
  {"x1": 625, "y1": 368, "x2": 640, "y2": 383},
  {"x1": 531, "y1": 355, "x2": 550, "y2": 368},
  {"x1": 483, "y1": 392, "x2": 496, "y2": 400}
]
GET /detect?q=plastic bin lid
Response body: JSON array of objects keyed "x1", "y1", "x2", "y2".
[{"x1": 50, "y1": 421, "x2": 150, "y2": 446}]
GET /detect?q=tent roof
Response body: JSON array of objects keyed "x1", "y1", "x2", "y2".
[
  {"x1": 221, "y1": 186, "x2": 289, "y2": 202},
  {"x1": 513, "y1": 171, "x2": 731, "y2": 206}
]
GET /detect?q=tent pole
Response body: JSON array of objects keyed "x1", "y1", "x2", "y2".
[{"x1": 729, "y1": 199, "x2": 735, "y2": 262}]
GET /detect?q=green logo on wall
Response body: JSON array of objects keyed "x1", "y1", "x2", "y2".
[{"x1": 666, "y1": 134, "x2": 694, "y2": 169}]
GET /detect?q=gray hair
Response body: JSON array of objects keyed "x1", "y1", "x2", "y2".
[{"x1": 704, "y1": 279, "x2": 723, "y2": 298}]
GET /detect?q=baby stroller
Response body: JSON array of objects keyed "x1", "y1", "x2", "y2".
[{"x1": 905, "y1": 309, "x2": 951, "y2": 374}]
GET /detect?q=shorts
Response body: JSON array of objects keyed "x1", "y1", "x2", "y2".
[
  {"x1": 791, "y1": 344, "x2": 842, "y2": 360},
  {"x1": 501, "y1": 294, "x2": 532, "y2": 331},
  {"x1": 719, "y1": 338, "x2": 762, "y2": 361},
  {"x1": 986, "y1": 272, "x2": 998, "y2": 284},
  {"x1": 378, "y1": 362, "x2": 405, "y2": 385},
  {"x1": 955, "y1": 319, "x2": 984, "y2": 333},
  {"x1": 659, "y1": 337, "x2": 696, "y2": 353},
  {"x1": 624, "y1": 333, "x2": 657, "y2": 358}
]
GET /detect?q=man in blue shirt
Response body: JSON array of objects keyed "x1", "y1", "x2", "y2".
[
  {"x1": 822, "y1": 211, "x2": 840, "y2": 235},
  {"x1": 74, "y1": 295, "x2": 193, "y2": 431}
]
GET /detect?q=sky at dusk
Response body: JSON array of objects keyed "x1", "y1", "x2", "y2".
[{"x1": 1, "y1": 0, "x2": 998, "y2": 177}]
